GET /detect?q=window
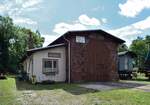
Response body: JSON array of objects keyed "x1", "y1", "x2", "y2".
[
  {"x1": 76, "y1": 36, "x2": 85, "y2": 43},
  {"x1": 43, "y1": 59, "x2": 58, "y2": 74}
]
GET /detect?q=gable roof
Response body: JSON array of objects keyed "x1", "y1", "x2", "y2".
[{"x1": 49, "y1": 29, "x2": 125, "y2": 46}]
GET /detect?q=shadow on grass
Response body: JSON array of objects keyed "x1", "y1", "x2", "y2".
[{"x1": 15, "y1": 79, "x2": 97, "y2": 95}]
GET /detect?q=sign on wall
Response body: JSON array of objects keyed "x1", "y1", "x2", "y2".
[
  {"x1": 48, "y1": 52, "x2": 61, "y2": 58},
  {"x1": 76, "y1": 36, "x2": 86, "y2": 43}
]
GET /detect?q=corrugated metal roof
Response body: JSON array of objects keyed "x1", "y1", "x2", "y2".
[
  {"x1": 118, "y1": 51, "x2": 129, "y2": 56},
  {"x1": 27, "y1": 43, "x2": 65, "y2": 52}
]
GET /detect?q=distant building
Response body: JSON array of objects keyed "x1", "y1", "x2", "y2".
[
  {"x1": 0, "y1": 44, "x2": 2, "y2": 58},
  {"x1": 118, "y1": 51, "x2": 137, "y2": 79},
  {"x1": 21, "y1": 29, "x2": 125, "y2": 83}
]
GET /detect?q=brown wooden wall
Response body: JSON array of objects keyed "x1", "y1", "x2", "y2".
[{"x1": 67, "y1": 32, "x2": 119, "y2": 82}]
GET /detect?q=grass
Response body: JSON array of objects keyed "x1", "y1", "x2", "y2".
[
  {"x1": 0, "y1": 78, "x2": 20, "y2": 105},
  {"x1": 0, "y1": 77, "x2": 150, "y2": 105},
  {"x1": 88, "y1": 89, "x2": 150, "y2": 105}
]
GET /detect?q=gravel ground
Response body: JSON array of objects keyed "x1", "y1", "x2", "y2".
[
  {"x1": 80, "y1": 82, "x2": 150, "y2": 92},
  {"x1": 134, "y1": 85, "x2": 150, "y2": 92}
]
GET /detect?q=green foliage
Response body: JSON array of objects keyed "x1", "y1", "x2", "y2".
[
  {"x1": 130, "y1": 36, "x2": 149, "y2": 68},
  {"x1": 0, "y1": 16, "x2": 14, "y2": 72},
  {"x1": 0, "y1": 16, "x2": 44, "y2": 73}
]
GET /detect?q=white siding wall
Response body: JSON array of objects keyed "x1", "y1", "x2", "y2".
[
  {"x1": 118, "y1": 56, "x2": 125, "y2": 71},
  {"x1": 32, "y1": 46, "x2": 66, "y2": 82},
  {"x1": 23, "y1": 56, "x2": 33, "y2": 79}
]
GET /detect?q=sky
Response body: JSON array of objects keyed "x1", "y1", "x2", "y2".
[{"x1": 0, "y1": 0, "x2": 150, "y2": 46}]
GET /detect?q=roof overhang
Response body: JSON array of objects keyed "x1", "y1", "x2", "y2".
[{"x1": 20, "y1": 43, "x2": 65, "y2": 63}]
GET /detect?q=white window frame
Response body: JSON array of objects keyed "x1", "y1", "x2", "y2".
[
  {"x1": 76, "y1": 36, "x2": 85, "y2": 43},
  {"x1": 42, "y1": 59, "x2": 58, "y2": 74}
]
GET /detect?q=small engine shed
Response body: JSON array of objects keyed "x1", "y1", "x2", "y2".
[{"x1": 118, "y1": 51, "x2": 137, "y2": 79}]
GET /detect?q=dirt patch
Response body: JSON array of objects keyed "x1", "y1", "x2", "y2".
[
  {"x1": 18, "y1": 90, "x2": 88, "y2": 105},
  {"x1": 133, "y1": 85, "x2": 150, "y2": 92}
]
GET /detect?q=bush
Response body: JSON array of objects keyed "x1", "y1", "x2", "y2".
[
  {"x1": 41, "y1": 80, "x2": 55, "y2": 84},
  {"x1": 17, "y1": 71, "x2": 29, "y2": 81}
]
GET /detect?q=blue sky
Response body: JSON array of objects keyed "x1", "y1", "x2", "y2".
[{"x1": 0, "y1": 0, "x2": 150, "y2": 46}]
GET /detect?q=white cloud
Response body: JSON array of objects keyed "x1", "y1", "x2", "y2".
[
  {"x1": 108, "y1": 16, "x2": 150, "y2": 45},
  {"x1": 41, "y1": 34, "x2": 61, "y2": 47},
  {"x1": 0, "y1": 0, "x2": 42, "y2": 25},
  {"x1": 0, "y1": 6, "x2": 7, "y2": 14},
  {"x1": 53, "y1": 22, "x2": 87, "y2": 34},
  {"x1": 13, "y1": 17, "x2": 37, "y2": 25},
  {"x1": 119, "y1": 0, "x2": 150, "y2": 17},
  {"x1": 101, "y1": 18, "x2": 107, "y2": 23},
  {"x1": 109, "y1": 16, "x2": 150, "y2": 36},
  {"x1": 109, "y1": 26, "x2": 142, "y2": 38},
  {"x1": 53, "y1": 14, "x2": 107, "y2": 34},
  {"x1": 43, "y1": 15, "x2": 106, "y2": 46},
  {"x1": 133, "y1": 16, "x2": 150, "y2": 30},
  {"x1": 0, "y1": 1, "x2": 12, "y2": 14},
  {"x1": 22, "y1": 0, "x2": 42, "y2": 8},
  {"x1": 78, "y1": 14, "x2": 101, "y2": 26}
]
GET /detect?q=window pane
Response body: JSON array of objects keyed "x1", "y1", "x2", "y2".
[
  {"x1": 53, "y1": 60, "x2": 57, "y2": 69},
  {"x1": 44, "y1": 60, "x2": 52, "y2": 68},
  {"x1": 76, "y1": 36, "x2": 85, "y2": 43}
]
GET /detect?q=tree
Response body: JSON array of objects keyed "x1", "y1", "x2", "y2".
[
  {"x1": 8, "y1": 27, "x2": 44, "y2": 73},
  {"x1": 0, "y1": 16, "x2": 44, "y2": 73},
  {"x1": 130, "y1": 36, "x2": 149, "y2": 69},
  {"x1": 0, "y1": 16, "x2": 14, "y2": 72}
]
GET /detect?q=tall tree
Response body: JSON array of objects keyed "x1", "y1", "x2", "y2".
[
  {"x1": 130, "y1": 36, "x2": 149, "y2": 69},
  {"x1": 0, "y1": 16, "x2": 14, "y2": 72},
  {"x1": 8, "y1": 27, "x2": 44, "y2": 73},
  {"x1": 0, "y1": 16, "x2": 44, "y2": 73}
]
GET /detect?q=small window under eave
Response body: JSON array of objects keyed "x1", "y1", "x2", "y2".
[{"x1": 76, "y1": 36, "x2": 86, "y2": 43}]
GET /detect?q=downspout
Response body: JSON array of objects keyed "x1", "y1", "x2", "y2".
[{"x1": 63, "y1": 36, "x2": 71, "y2": 83}]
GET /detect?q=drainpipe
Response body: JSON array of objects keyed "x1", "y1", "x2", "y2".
[{"x1": 63, "y1": 36, "x2": 71, "y2": 83}]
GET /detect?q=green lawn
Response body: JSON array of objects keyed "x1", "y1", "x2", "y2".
[
  {"x1": 0, "y1": 77, "x2": 150, "y2": 105},
  {"x1": 0, "y1": 78, "x2": 20, "y2": 105}
]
